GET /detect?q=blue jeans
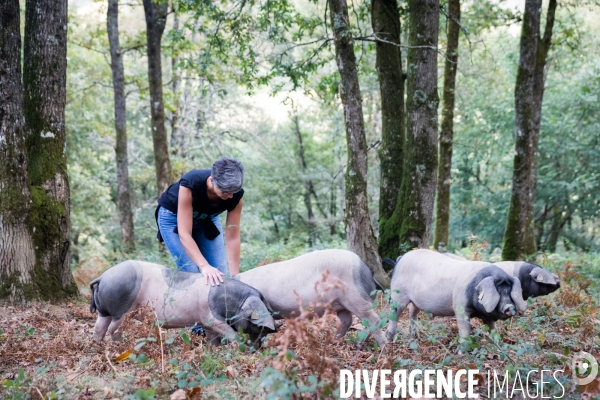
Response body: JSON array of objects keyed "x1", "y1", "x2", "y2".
[{"x1": 157, "y1": 206, "x2": 228, "y2": 275}]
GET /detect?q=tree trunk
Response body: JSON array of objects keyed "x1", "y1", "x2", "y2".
[
  {"x1": 546, "y1": 206, "x2": 567, "y2": 252},
  {"x1": 143, "y1": 0, "x2": 172, "y2": 195},
  {"x1": 170, "y1": 6, "x2": 183, "y2": 157},
  {"x1": 371, "y1": 0, "x2": 406, "y2": 261},
  {"x1": 523, "y1": 0, "x2": 557, "y2": 256},
  {"x1": 328, "y1": 0, "x2": 389, "y2": 288},
  {"x1": 0, "y1": 0, "x2": 37, "y2": 301},
  {"x1": 433, "y1": 0, "x2": 461, "y2": 251},
  {"x1": 108, "y1": 0, "x2": 135, "y2": 253},
  {"x1": 293, "y1": 116, "x2": 317, "y2": 246},
  {"x1": 393, "y1": 0, "x2": 439, "y2": 250},
  {"x1": 502, "y1": 0, "x2": 541, "y2": 261},
  {"x1": 22, "y1": 0, "x2": 78, "y2": 299}
]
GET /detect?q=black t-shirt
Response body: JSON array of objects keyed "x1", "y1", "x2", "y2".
[{"x1": 156, "y1": 169, "x2": 244, "y2": 240}]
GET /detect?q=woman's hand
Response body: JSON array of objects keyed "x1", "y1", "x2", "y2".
[{"x1": 199, "y1": 264, "x2": 225, "y2": 286}]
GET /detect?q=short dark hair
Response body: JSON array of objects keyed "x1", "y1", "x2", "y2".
[{"x1": 212, "y1": 157, "x2": 244, "y2": 193}]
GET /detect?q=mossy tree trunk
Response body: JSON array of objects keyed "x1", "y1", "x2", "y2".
[
  {"x1": 392, "y1": 0, "x2": 439, "y2": 251},
  {"x1": 523, "y1": 0, "x2": 557, "y2": 256},
  {"x1": 433, "y1": 0, "x2": 461, "y2": 251},
  {"x1": 22, "y1": 0, "x2": 78, "y2": 299},
  {"x1": 0, "y1": 0, "x2": 37, "y2": 301},
  {"x1": 371, "y1": 0, "x2": 406, "y2": 262},
  {"x1": 108, "y1": 0, "x2": 135, "y2": 253},
  {"x1": 502, "y1": 0, "x2": 542, "y2": 261},
  {"x1": 328, "y1": 0, "x2": 389, "y2": 288},
  {"x1": 143, "y1": 0, "x2": 172, "y2": 195}
]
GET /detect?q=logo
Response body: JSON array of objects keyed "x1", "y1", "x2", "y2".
[{"x1": 572, "y1": 351, "x2": 598, "y2": 386}]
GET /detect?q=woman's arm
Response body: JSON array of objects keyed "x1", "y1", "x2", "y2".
[
  {"x1": 177, "y1": 185, "x2": 225, "y2": 286},
  {"x1": 224, "y1": 198, "x2": 243, "y2": 276}
]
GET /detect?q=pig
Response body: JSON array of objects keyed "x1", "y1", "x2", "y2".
[
  {"x1": 386, "y1": 249, "x2": 527, "y2": 340},
  {"x1": 438, "y1": 252, "x2": 561, "y2": 299},
  {"x1": 234, "y1": 249, "x2": 388, "y2": 347},
  {"x1": 89, "y1": 260, "x2": 276, "y2": 347},
  {"x1": 494, "y1": 261, "x2": 560, "y2": 299}
]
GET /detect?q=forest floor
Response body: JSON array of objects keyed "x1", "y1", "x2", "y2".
[{"x1": 1, "y1": 255, "x2": 599, "y2": 399}]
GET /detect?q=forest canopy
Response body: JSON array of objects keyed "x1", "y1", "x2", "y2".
[{"x1": 65, "y1": 0, "x2": 600, "y2": 272}]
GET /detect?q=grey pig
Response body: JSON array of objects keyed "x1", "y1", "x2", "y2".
[
  {"x1": 235, "y1": 249, "x2": 388, "y2": 347},
  {"x1": 386, "y1": 249, "x2": 527, "y2": 340},
  {"x1": 90, "y1": 260, "x2": 276, "y2": 347},
  {"x1": 438, "y1": 252, "x2": 561, "y2": 299}
]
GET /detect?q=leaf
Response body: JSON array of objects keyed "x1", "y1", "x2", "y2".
[
  {"x1": 226, "y1": 365, "x2": 238, "y2": 379},
  {"x1": 187, "y1": 387, "x2": 201, "y2": 400},
  {"x1": 115, "y1": 350, "x2": 133, "y2": 363},
  {"x1": 181, "y1": 333, "x2": 190, "y2": 345},
  {"x1": 170, "y1": 389, "x2": 187, "y2": 400}
]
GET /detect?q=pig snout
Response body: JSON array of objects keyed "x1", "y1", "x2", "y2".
[{"x1": 503, "y1": 304, "x2": 516, "y2": 317}]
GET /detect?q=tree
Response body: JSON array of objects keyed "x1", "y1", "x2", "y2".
[
  {"x1": 523, "y1": 0, "x2": 557, "y2": 255},
  {"x1": 371, "y1": 0, "x2": 406, "y2": 261},
  {"x1": 108, "y1": 0, "x2": 135, "y2": 252},
  {"x1": 0, "y1": 0, "x2": 78, "y2": 300},
  {"x1": 0, "y1": 0, "x2": 37, "y2": 301},
  {"x1": 143, "y1": 0, "x2": 172, "y2": 195},
  {"x1": 292, "y1": 116, "x2": 317, "y2": 246},
  {"x1": 328, "y1": 0, "x2": 389, "y2": 287},
  {"x1": 501, "y1": 0, "x2": 542, "y2": 260},
  {"x1": 169, "y1": 5, "x2": 183, "y2": 157},
  {"x1": 433, "y1": 0, "x2": 461, "y2": 251},
  {"x1": 382, "y1": 0, "x2": 440, "y2": 252}
]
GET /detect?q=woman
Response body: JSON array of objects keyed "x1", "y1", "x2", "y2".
[{"x1": 156, "y1": 157, "x2": 244, "y2": 286}]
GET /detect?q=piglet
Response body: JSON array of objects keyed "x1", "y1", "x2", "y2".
[{"x1": 90, "y1": 260, "x2": 276, "y2": 347}]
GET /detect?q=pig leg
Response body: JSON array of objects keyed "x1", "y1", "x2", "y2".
[
  {"x1": 386, "y1": 291, "x2": 411, "y2": 341},
  {"x1": 108, "y1": 317, "x2": 126, "y2": 341},
  {"x1": 206, "y1": 331, "x2": 223, "y2": 346},
  {"x1": 408, "y1": 303, "x2": 421, "y2": 338},
  {"x1": 206, "y1": 320, "x2": 238, "y2": 345},
  {"x1": 92, "y1": 315, "x2": 112, "y2": 342},
  {"x1": 335, "y1": 310, "x2": 353, "y2": 338},
  {"x1": 483, "y1": 320, "x2": 495, "y2": 332},
  {"x1": 456, "y1": 316, "x2": 471, "y2": 338}
]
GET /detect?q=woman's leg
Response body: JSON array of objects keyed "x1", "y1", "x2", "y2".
[
  {"x1": 157, "y1": 207, "x2": 199, "y2": 272},
  {"x1": 194, "y1": 215, "x2": 228, "y2": 275}
]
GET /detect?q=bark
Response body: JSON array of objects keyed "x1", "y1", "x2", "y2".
[
  {"x1": 22, "y1": 0, "x2": 78, "y2": 299},
  {"x1": 0, "y1": 0, "x2": 37, "y2": 301},
  {"x1": 143, "y1": 0, "x2": 172, "y2": 195},
  {"x1": 293, "y1": 116, "x2": 317, "y2": 246},
  {"x1": 392, "y1": 0, "x2": 439, "y2": 250},
  {"x1": 546, "y1": 206, "x2": 568, "y2": 252},
  {"x1": 108, "y1": 0, "x2": 135, "y2": 252},
  {"x1": 433, "y1": 0, "x2": 461, "y2": 251},
  {"x1": 523, "y1": 0, "x2": 557, "y2": 255},
  {"x1": 502, "y1": 0, "x2": 542, "y2": 261},
  {"x1": 371, "y1": 0, "x2": 406, "y2": 260},
  {"x1": 328, "y1": 0, "x2": 389, "y2": 288},
  {"x1": 170, "y1": 7, "x2": 183, "y2": 156}
]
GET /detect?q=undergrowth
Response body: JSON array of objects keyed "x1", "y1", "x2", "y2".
[{"x1": 1, "y1": 249, "x2": 599, "y2": 399}]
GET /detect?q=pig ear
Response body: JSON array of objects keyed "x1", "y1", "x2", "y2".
[
  {"x1": 510, "y1": 277, "x2": 528, "y2": 312},
  {"x1": 248, "y1": 308, "x2": 276, "y2": 331},
  {"x1": 476, "y1": 277, "x2": 500, "y2": 313},
  {"x1": 529, "y1": 267, "x2": 558, "y2": 285},
  {"x1": 244, "y1": 298, "x2": 276, "y2": 331}
]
